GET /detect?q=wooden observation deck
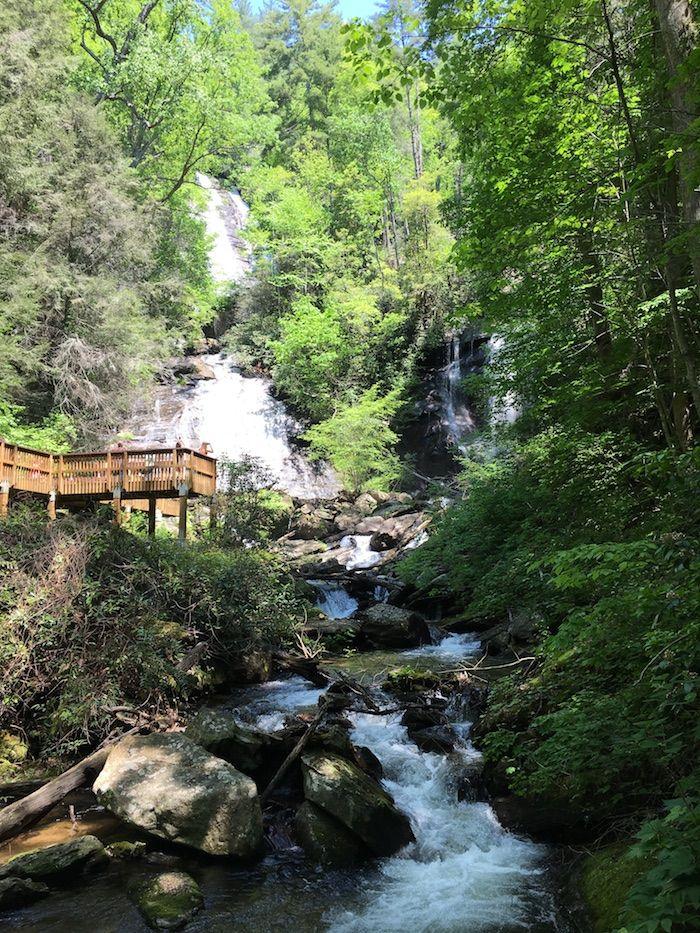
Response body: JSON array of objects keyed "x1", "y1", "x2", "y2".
[{"x1": 0, "y1": 440, "x2": 217, "y2": 538}]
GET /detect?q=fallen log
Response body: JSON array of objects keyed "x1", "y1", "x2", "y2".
[
  {"x1": 0, "y1": 728, "x2": 142, "y2": 845},
  {"x1": 273, "y1": 651, "x2": 331, "y2": 687}
]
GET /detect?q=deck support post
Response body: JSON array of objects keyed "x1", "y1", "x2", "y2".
[
  {"x1": 148, "y1": 497, "x2": 157, "y2": 537},
  {"x1": 178, "y1": 483, "x2": 189, "y2": 542},
  {"x1": 112, "y1": 487, "x2": 123, "y2": 526},
  {"x1": 0, "y1": 482, "x2": 9, "y2": 519},
  {"x1": 47, "y1": 491, "x2": 56, "y2": 521}
]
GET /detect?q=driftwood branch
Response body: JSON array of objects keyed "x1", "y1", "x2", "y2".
[
  {"x1": 260, "y1": 712, "x2": 324, "y2": 805},
  {"x1": 0, "y1": 727, "x2": 142, "y2": 844}
]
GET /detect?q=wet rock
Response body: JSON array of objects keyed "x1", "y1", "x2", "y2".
[
  {"x1": 401, "y1": 706, "x2": 448, "y2": 731},
  {"x1": 185, "y1": 708, "x2": 284, "y2": 776},
  {"x1": 295, "y1": 801, "x2": 369, "y2": 867},
  {"x1": 359, "y1": 604, "x2": 431, "y2": 648},
  {"x1": 301, "y1": 752, "x2": 414, "y2": 857},
  {"x1": 309, "y1": 720, "x2": 355, "y2": 759},
  {"x1": 106, "y1": 840, "x2": 148, "y2": 860},
  {"x1": 491, "y1": 796, "x2": 598, "y2": 844},
  {"x1": 283, "y1": 539, "x2": 328, "y2": 558},
  {"x1": 173, "y1": 357, "x2": 216, "y2": 382},
  {"x1": 353, "y1": 493, "x2": 378, "y2": 515},
  {"x1": 294, "y1": 508, "x2": 334, "y2": 541},
  {"x1": 333, "y1": 509, "x2": 362, "y2": 533},
  {"x1": 410, "y1": 724, "x2": 456, "y2": 755},
  {"x1": 0, "y1": 876, "x2": 49, "y2": 910},
  {"x1": 353, "y1": 745, "x2": 383, "y2": 782},
  {"x1": 0, "y1": 835, "x2": 108, "y2": 884},
  {"x1": 303, "y1": 615, "x2": 360, "y2": 643},
  {"x1": 93, "y1": 734, "x2": 263, "y2": 858},
  {"x1": 134, "y1": 871, "x2": 203, "y2": 930},
  {"x1": 479, "y1": 610, "x2": 543, "y2": 656},
  {"x1": 356, "y1": 512, "x2": 428, "y2": 551}
]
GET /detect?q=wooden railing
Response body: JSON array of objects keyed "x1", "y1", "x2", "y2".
[{"x1": 0, "y1": 440, "x2": 216, "y2": 500}]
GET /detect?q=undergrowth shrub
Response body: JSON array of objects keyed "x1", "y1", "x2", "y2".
[
  {"x1": 0, "y1": 505, "x2": 301, "y2": 761},
  {"x1": 398, "y1": 430, "x2": 700, "y2": 930}
]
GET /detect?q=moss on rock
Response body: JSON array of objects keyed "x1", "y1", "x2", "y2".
[
  {"x1": 581, "y1": 843, "x2": 651, "y2": 933},
  {"x1": 134, "y1": 871, "x2": 203, "y2": 930}
]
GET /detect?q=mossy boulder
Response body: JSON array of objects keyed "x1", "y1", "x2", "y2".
[
  {"x1": 295, "y1": 801, "x2": 369, "y2": 867},
  {"x1": 134, "y1": 871, "x2": 203, "y2": 930},
  {"x1": 0, "y1": 835, "x2": 108, "y2": 884},
  {"x1": 94, "y1": 734, "x2": 263, "y2": 858},
  {"x1": 581, "y1": 843, "x2": 652, "y2": 933},
  {"x1": 185, "y1": 708, "x2": 284, "y2": 776},
  {"x1": 106, "y1": 840, "x2": 148, "y2": 860},
  {"x1": 359, "y1": 605, "x2": 431, "y2": 649},
  {"x1": 0, "y1": 876, "x2": 49, "y2": 911},
  {"x1": 301, "y1": 752, "x2": 414, "y2": 857}
]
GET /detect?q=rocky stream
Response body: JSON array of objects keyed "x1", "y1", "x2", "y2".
[{"x1": 0, "y1": 177, "x2": 586, "y2": 931}]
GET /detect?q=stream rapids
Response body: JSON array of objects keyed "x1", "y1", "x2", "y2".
[{"x1": 0, "y1": 628, "x2": 568, "y2": 932}]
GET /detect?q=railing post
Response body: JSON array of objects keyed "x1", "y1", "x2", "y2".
[
  {"x1": 148, "y1": 497, "x2": 157, "y2": 537},
  {"x1": 178, "y1": 482, "x2": 189, "y2": 541},
  {"x1": 113, "y1": 486, "x2": 123, "y2": 526}
]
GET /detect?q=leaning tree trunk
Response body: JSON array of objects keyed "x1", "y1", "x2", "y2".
[{"x1": 654, "y1": 0, "x2": 700, "y2": 289}]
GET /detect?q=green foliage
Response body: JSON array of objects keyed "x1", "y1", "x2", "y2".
[
  {"x1": 0, "y1": 403, "x2": 74, "y2": 452},
  {"x1": 208, "y1": 456, "x2": 294, "y2": 545},
  {"x1": 0, "y1": 506, "x2": 301, "y2": 759},
  {"x1": 622, "y1": 777, "x2": 700, "y2": 931},
  {"x1": 74, "y1": 0, "x2": 273, "y2": 200},
  {"x1": 305, "y1": 387, "x2": 403, "y2": 491}
]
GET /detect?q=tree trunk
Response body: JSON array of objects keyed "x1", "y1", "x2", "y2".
[
  {"x1": 578, "y1": 227, "x2": 613, "y2": 359},
  {"x1": 654, "y1": 0, "x2": 700, "y2": 288}
]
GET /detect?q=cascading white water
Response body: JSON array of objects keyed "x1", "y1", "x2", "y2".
[
  {"x1": 197, "y1": 172, "x2": 252, "y2": 285},
  {"x1": 440, "y1": 333, "x2": 477, "y2": 453},
  {"x1": 122, "y1": 174, "x2": 338, "y2": 498},
  {"x1": 310, "y1": 580, "x2": 359, "y2": 619},
  {"x1": 340, "y1": 534, "x2": 384, "y2": 570},
  {"x1": 222, "y1": 634, "x2": 558, "y2": 932},
  {"x1": 330, "y1": 708, "x2": 550, "y2": 932},
  {"x1": 402, "y1": 631, "x2": 481, "y2": 661}
]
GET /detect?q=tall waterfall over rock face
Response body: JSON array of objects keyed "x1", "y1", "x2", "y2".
[
  {"x1": 122, "y1": 175, "x2": 338, "y2": 499},
  {"x1": 197, "y1": 172, "x2": 251, "y2": 285},
  {"x1": 438, "y1": 332, "x2": 486, "y2": 453}
]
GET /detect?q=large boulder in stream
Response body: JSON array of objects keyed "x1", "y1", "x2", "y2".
[
  {"x1": 93, "y1": 734, "x2": 263, "y2": 858},
  {"x1": 185, "y1": 708, "x2": 284, "y2": 777},
  {"x1": 359, "y1": 604, "x2": 431, "y2": 648},
  {"x1": 0, "y1": 835, "x2": 108, "y2": 885},
  {"x1": 295, "y1": 801, "x2": 369, "y2": 867},
  {"x1": 301, "y1": 752, "x2": 414, "y2": 857}
]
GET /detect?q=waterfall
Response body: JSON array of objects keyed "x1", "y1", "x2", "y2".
[
  {"x1": 121, "y1": 174, "x2": 338, "y2": 499},
  {"x1": 439, "y1": 333, "x2": 477, "y2": 452}
]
